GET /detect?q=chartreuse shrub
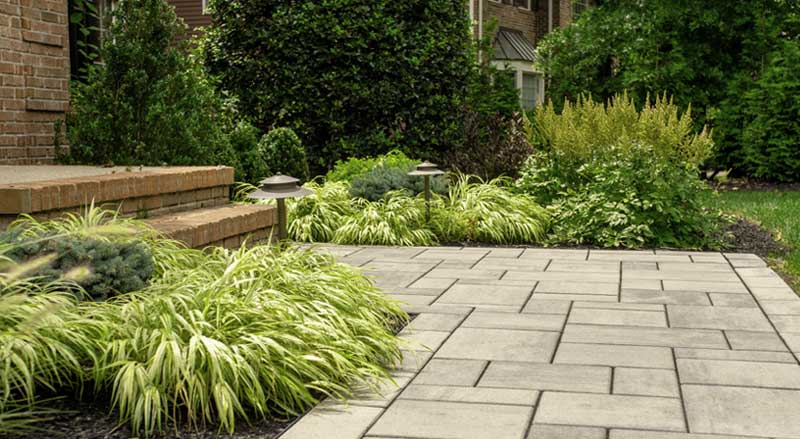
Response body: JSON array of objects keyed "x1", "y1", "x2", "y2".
[
  {"x1": 326, "y1": 150, "x2": 417, "y2": 183},
  {"x1": 0, "y1": 208, "x2": 406, "y2": 437},
  {"x1": 333, "y1": 194, "x2": 437, "y2": 246},
  {"x1": 65, "y1": 0, "x2": 237, "y2": 168},
  {"x1": 518, "y1": 94, "x2": 721, "y2": 248},
  {"x1": 288, "y1": 181, "x2": 355, "y2": 242}
]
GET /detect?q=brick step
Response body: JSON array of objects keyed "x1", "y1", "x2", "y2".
[
  {"x1": 0, "y1": 165, "x2": 234, "y2": 229},
  {"x1": 146, "y1": 204, "x2": 278, "y2": 249}
]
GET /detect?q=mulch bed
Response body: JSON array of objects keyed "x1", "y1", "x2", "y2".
[
  {"x1": 12, "y1": 398, "x2": 293, "y2": 439},
  {"x1": 723, "y1": 217, "x2": 790, "y2": 258}
]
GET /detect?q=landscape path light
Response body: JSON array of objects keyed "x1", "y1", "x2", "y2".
[
  {"x1": 408, "y1": 161, "x2": 445, "y2": 221},
  {"x1": 248, "y1": 174, "x2": 312, "y2": 240}
]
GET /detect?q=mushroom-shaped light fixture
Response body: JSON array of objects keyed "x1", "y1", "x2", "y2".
[
  {"x1": 407, "y1": 161, "x2": 445, "y2": 221},
  {"x1": 248, "y1": 174, "x2": 312, "y2": 240}
]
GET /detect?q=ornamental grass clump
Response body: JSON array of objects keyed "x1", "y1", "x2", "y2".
[
  {"x1": 0, "y1": 208, "x2": 407, "y2": 437},
  {"x1": 333, "y1": 193, "x2": 437, "y2": 246},
  {"x1": 431, "y1": 176, "x2": 549, "y2": 244}
]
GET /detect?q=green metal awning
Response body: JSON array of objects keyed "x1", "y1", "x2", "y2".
[{"x1": 493, "y1": 28, "x2": 537, "y2": 62}]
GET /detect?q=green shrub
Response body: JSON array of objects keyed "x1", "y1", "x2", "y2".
[
  {"x1": 202, "y1": 0, "x2": 473, "y2": 169},
  {"x1": 64, "y1": 0, "x2": 235, "y2": 167},
  {"x1": 518, "y1": 95, "x2": 721, "y2": 248},
  {"x1": 432, "y1": 176, "x2": 549, "y2": 244},
  {"x1": 229, "y1": 120, "x2": 268, "y2": 184},
  {"x1": 259, "y1": 128, "x2": 310, "y2": 182},
  {"x1": 349, "y1": 165, "x2": 448, "y2": 202},
  {"x1": 333, "y1": 194, "x2": 437, "y2": 246},
  {"x1": 0, "y1": 231, "x2": 154, "y2": 300},
  {"x1": 737, "y1": 39, "x2": 800, "y2": 181},
  {"x1": 0, "y1": 209, "x2": 406, "y2": 437},
  {"x1": 326, "y1": 150, "x2": 418, "y2": 183}
]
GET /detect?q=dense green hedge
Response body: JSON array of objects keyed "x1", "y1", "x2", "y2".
[{"x1": 202, "y1": 0, "x2": 473, "y2": 170}]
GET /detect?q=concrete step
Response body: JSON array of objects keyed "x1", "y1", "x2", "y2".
[{"x1": 146, "y1": 204, "x2": 278, "y2": 249}]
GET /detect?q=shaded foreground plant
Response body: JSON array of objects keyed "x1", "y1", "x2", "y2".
[{"x1": 0, "y1": 209, "x2": 407, "y2": 436}]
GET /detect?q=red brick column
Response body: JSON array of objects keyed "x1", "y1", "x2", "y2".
[{"x1": 0, "y1": 0, "x2": 70, "y2": 164}]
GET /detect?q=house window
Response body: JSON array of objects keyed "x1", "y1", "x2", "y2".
[
  {"x1": 521, "y1": 72, "x2": 541, "y2": 110},
  {"x1": 493, "y1": 0, "x2": 531, "y2": 10},
  {"x1": 573, "y1": 0, "x2": 589, "y2": 18}
]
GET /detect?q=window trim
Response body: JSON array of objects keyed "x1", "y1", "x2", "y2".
[
  {"x1": 491, "y1": 61, "x2": 545, "y2": 109},
  {"x1": 490, "y1": 0, "x2": 532, "y2": 11},
  {"x1": 202, "y1": 0, "x2": 210, "y2": 15}
]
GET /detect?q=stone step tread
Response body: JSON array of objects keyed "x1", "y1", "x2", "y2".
[
  {"x1": 146, "y1": 203, "x2": 277, "y2": 249},
  {"x1": 0, "y1": 166, "x2": 233, "y2": 214}
]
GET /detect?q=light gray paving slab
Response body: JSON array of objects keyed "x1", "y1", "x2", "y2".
[
  {"x1": 532, "y1": 293, "x2": 619, "y2": 302},
  {"x1": 402, "y1": 304, "x2": 474, "y2": 315},
  {"x1": 749, "y1": 286, "x2": 799, "y2": 300},
  {"x1": 621, "y1": 289, "x2": 711, "y2": 306},
  {"x1": 554, "y1": 343, "x2": 675, "y2": 369},
  {"x1": 484, "y1": 248, "x2": 524, "y2": 258},
  {"x1": 677, "y1": 358, "x2": 800, "y2": 389},
  {"x1": 478, "y1": 362, "x2": 611, "y2": 393},
  {"x1": 770, "y1": 315, "x2": 800, "y2": 332},
  {"x1": 622, "y1": 261, "x2": 659, "y2": 271},
  {"x1": 522, "y1": 299, "x2": 572, "y2": 314},
  {"x1": 463, "y1": 304, "x2": 524, "y2": 313},
  {"x1": 683, "y1": 384, "x2": 800, "y2": 437},
  {"x1": 658, "y1": 262, "x2": 733, "y2": 272},
  {"x1": 398, "y1": 329, "x2": 450, "y2": 352},
  {"x1": 534, "y1": 392, "x2": 685, "y2": 431},
  {"x1": 389, "y1": 286, "x2": 448, "y2": 296},
  {"x1": 389, "y1": 294, "x2": 438, "y2": 307},
  {"x1": 473, "y1": 258, "x2": 549, "y2": 271},
  {"x1": 437, "y1": 283, "x2": 532, "y2": 306},
  {"x1": 674, "y1": 348, "x2": 797, "y2": 364},
  {"x1": 613, "y1": 368, "x2": 679, "y2": 398},
  {"x1": 667, "y1": 305, "x2": 773, "y2": 331},
  {"x1": 624, "y1": 270, "x2": 740, "y2": 282},
  {"x1": 406, "y1": 313, "x2": 465, "y2": 332},
  {"x1": 367, "y1": 400, "x2": 533, "y2": 439},
  {"x1": 435, "y1": 327, "x2": 559, "y2": 362},
  {"x1": 520, "y1": 248, "x2": 588, "y2": 260},
  {"x1": 621, "y1": 278, "x2": 662, "y2": 290},
  {"x1": 743, "y1": 276, "x2": 791, "y2": 288},
  {"x1": 504, "y1": 271, "x2": 619, "y2": 282},
  {"x1": 535, "y1": 280, "x2": 619, "y2": 295},
  {"x1": 707, "y1": 293, "x2": 757, "y2": 307},
  {"x1": 528, "y1": 424, "x2": 606, "y2": 439},
  {"x1": 573, "y1": 301, "x2": 665, "y2": 311},
  {"x1": 725, "y1": 330, "x2": 788, "y2": 352},
  {"x1": 350, "y1": 373, "x2": 414, "y2": 407},
  {"x1": 408, "y1": 277, "x2": 457, "y2": 290},
  {"x1": 462, "y1": 311, "x2": 565, "y2": 331},
  {"x1": 368, "y1": 271, "x2": 426, "y2": 289},
  {"x1": 425, "y1": 268, "x2": 504, "y2": 280},
  {"x1": 662, "y1": 280, "x2": 749, "y2": 294},
  {"x1": 362, "y1": 260, "x2": 438, "y2": 272},
  {"x1": 609, "y1": 430, "x2": 754, "y2": 439},
  {"x1": 547, "y1": 260, "x2": 621, "y2": 272},
  {"x1": 280, "y1": 402, "x2": 383, "y2": 439},
  {"x1": 760, "y1": 300, "x2": 800, "y2": 315},
  {"x1": 569, "y1": 308, "x2": 667, "y2": 327},
  {"x1": 781, "y1": 333, "x2": 800, "y2": 352},
  {"x1": 563, "y1": 324, "x2": 728, "y2": 349},
  {"x1": 400, "y1": 384, "x2": 539, "y2": 405},
  {"x1": 736, "y1": 267, "x2": 781, "y2": 277},
  {"x1": 414, "y1": 359, "x2": 488, "y2": 386}
]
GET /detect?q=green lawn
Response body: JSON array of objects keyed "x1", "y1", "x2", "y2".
[{"x1": 718, "y1": 190, "x2": 800, "y2": 287}]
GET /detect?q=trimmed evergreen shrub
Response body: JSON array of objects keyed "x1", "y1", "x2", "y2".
[
  {"x1": 326, "y1": 150, "x2": 418, "y2": 183},
  {"x1": 349, "y1": 165, "x2": 448, "y2": 202},
  {"x1": 65, "y1": 0, "x2": 236, "y2": 167},
  {"x1": 259, "y1": 128, "x2": 310, "y2": 182},
  {"x1": 229, "y1": 120, "x2": 269, "y2": 184},
  {"x1": 202, "y1": 0, "x2": 473, "y2": 169}
]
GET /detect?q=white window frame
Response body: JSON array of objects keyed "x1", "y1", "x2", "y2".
[
  {"x1": 491, "y1": 61, "x2": 545, "y2": 109},
  {"x1": 490, "y1": 0, "x2": 532, "y2": 11}
]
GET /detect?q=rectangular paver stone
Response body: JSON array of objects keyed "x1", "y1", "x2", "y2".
[
  {"x1": 569, "y1": 308, "x2": 667, "y2": 327},
  {"x1": 407, "y1": 313, "x2": 465, "y2": 332},
  {"x1": 674, "y1": 348, "x2": 796, "y2": 364},
  {"x1": 683, "y1": 385, "x2": 800, "y2": 437},
  {"x1": 479, "y1": 362, "x2": 611, "y2": 393},
  {"x1": 414, "y1": 359, "x2": 487, "y2": 386},
  {"x1": 534, "y1": 392, "x2": 685, "y2": 431},
  {"x1": 436, "y1": 327, "x2": 559, "y2": 362},
  {"x1": 562, "y1": 324, "x2": 727, "y2": 349},
  {"x1": 462, "y1": 311, "x2": 565, "y2": 331},
  {"x1": 367, "y1": 400, "x2": 533, "y2": 439},
  {"x1": 621, "y1": 289, "x2": 710, "y2": 306},
  {"x1": 554, "y1": 343, "x2": 674, "y2": 369},
  {"x1": 613, "y1": 368, "x2": 679, "y2": 397},
  {"x1": 609, "y1": 430, "x2": 753, "y2": 439},
  {"x1": 522, "y1": 299, "x2": 572, "y2": 314},
  {"x1": 725, "y1": 330, "x2": 788, "y2": 352},
  {"x1": 667, "y1": 305, "x2": 773, "y2": 331},
  {"x1": 536, "y1": 280, "x2": 619, "y2": 295},
  {"x1": 677, "y1": 358, "x2": 800, "y2": 389},
  {"x1": 437, "y1": 283, "x2": 532, "y2": 306},
  {"x1": 282, "y1": 403, "x2": 383, "y2": 439},
  {"x1": 528, "y1": 424, "x2": 606, "y2": 439},
  {"x1": 400, "y1": 384, "x2": 539, "y2": 406}
]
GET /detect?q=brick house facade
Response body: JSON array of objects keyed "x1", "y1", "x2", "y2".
[{"x1": 0, "y1": 0, "x2": 71, "y2": 164}]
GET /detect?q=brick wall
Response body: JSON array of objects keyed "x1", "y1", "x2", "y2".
[
  {"x1": 0, "y1": 0, "x2": 70, "y2": 165},
  {"x1": 478, "y1": 0, "x2": 574, "y2": 47}
]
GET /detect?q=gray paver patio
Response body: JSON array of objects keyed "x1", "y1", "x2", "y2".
[{"x1": 280, "y1": 246, "x2": 800, "y2": 439}]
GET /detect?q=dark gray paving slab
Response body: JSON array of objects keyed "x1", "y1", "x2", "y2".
[
  {"x1": 554, "y1": 343, "x2": 675, "y2": 369},
  {"x1": 562, "y1": 324, "x2": 728, "y2": 349}
]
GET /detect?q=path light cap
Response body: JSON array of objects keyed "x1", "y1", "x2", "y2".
[
  {"x1": 407, "y1": 161, "x2": 445, "y2": 176},
  {"x1": 248, "y1": 173, "x2": 313, "y2": 200}
]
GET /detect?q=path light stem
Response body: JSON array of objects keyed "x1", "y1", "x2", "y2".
[{"x1": 408, "y1": 161, "x2": 444, "y2": 222}]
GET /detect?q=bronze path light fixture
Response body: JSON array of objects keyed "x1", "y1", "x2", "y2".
[
  {"x1": 408, "y1": 161, "x2": 445, "y2": 221},
  {"x1": 248, "y1": 174, "x2": 312, "y2": 240}
]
